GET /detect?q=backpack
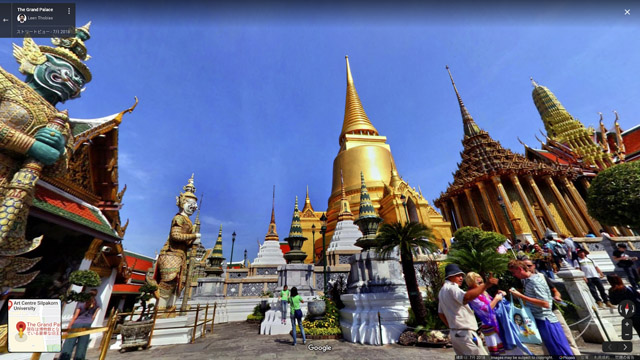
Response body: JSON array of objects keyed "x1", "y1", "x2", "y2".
[{"x1": 550, "y1": 241, "x2": 567, "y2": 257}]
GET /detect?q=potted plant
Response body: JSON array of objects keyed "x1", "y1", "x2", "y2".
[
  {"x1": 119, "y1": 283, "x2": 157, "y2": 351},
  {"x1": 259, "y1": 290, "x2": 273, "y2": 313}
]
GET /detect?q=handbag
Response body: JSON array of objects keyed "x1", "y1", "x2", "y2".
[{"x1": 509, "y1": 295, "x2": 542, "y2": 344}]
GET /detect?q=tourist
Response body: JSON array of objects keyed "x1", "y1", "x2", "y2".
[
  {"x1": 438, "y1": 264, "x2": 498, "y2": 355},
  {"x1": 465, "y1": 272, "x2": 506, "y2": 356},
  {"x1": 288, "y1": 286, "x2": 306, "y2": 346},
  {"x1": 545, "y1": 235, "x2": 567, "y2": 270},
  {"x1": 585, "y1": 231, "x2": 597, "y2": 238},
  {"x1": 607, "y1": 274, "x2": 640, "y2": 337},
  {"x1": 521, "y1": 259, "x2": 580, "y2": 355},
  {"x1": 577, "y1": 249, "x2": 613, "y2": 308},
  {"x1": 533, "y1": 243, "x2": 555, "y2": 279},
  {"x1": 560, "y1": 234, "x2": 578, "y2": 268},
  {"x1": 599, "y1": 229, "x2": 612, "y2": 240},
  {"x1": 280, "y1": 285, "x2": 289, "y2": 325},
  {"x1": 508, "y1": 260, "x2": 572, "y2": 356},
  {"x1": 59, "y1": 289, "x2": 100, "y2": 360},
  {"x1": 613, "y1": 243, "x2": 639, "y2": 290}
]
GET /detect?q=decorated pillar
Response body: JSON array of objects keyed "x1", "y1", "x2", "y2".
[
  {"x1": 451, "y1": 195, "x2": 464, "y2": 228},
  {"x1": 463, "y1": 188, "x2": 481, "y2": 227},
  {"x1": 543, "y1": 175, "x2": 585, "y2": 236},
  {"x1": 476, "y1": 181, "x2": 500, "y2": 233},
  {"x1": 491, "y1": 176, "x2": 522, "y2": 234},
  {"x1": 509, "y1": 174, "x2": 544, "y2": 240},
  {"x1": 562, "y1": 191, "x2": 589, "y2": 234},
  {"x1": 524, "y1": 175, "x2": 561, "y2": 234},
  {"x1": 561, "y1": 177, "x2": 600, "y2": 234},
  {"x1": 442, "y1": 201, "x2": 456, "y2": 231}
]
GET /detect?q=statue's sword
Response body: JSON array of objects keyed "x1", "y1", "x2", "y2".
[{"x1": 0, "y1": 116, "x2": 69, "y2": 256}]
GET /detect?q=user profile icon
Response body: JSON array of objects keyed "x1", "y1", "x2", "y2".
[{"x1": 17, "y1": 14, "x2": 26, "y2": 24}]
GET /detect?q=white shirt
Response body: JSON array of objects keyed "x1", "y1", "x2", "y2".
[
  {"x1": 438, "y1": 280, "x2": 477, "y2": 330},
  {"x1": 578, "y1": 257, "x2": 600, "y2": 278}
]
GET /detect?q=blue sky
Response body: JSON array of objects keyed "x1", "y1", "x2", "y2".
[{"x1": 0, "y1": 1, "x2": 637, "y2": 262}]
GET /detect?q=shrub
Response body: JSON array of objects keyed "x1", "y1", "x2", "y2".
[
  {"x1": 62, "y1": 270, "x2": 101, "y2": 303},
  {"x1": 302, "y1": 297, "x2": 342, "y2": 335},
  {"x1": 587, "y1": 161, "x2": 640, "y2": 229}
]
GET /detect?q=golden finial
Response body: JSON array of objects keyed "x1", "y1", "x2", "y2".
[
  {"x1": 341, "y1": 55, "x2": 378, "y2": 142},
  {"x1": 445, "y1": 65, "x2": 475, "y2": 128},
  {"x1": 530, "y1": 77, "x2": 538, "y2": 87},
  {"x1": 598, "y1": 112, "x2": 604, "y2": 123},
  {"x1": 613, "y1": 110, "x2": 619, "y2": 122},
  {"x1": 270, "y1": 185, "x2": 276, "y2": 224},
  {"x1": 345, "y1": 55, "x2": 353, "y2": 85},
  {"x1": 77, "y1": 21, "x2": 92, "y2": 38},
  {"x1": 340, "y1": 169, "x2": 346, "y2": 199}
]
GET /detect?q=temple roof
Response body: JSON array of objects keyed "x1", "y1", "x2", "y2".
[
  {"x1": 301, "y1": 186, "x2": 315, "y2": 216},
  {"x1": 71, "y1": 97, "x2": 137, "y2": 150},
  {"x1": 32, "y1": 181, "x2": 119, "y2": 241},
  {"x1": 340, "y1": 56, "x2": 378, "y2": 143},
  {"x1": 436, "y1": 73, "x2": 576, "y2": 205}
]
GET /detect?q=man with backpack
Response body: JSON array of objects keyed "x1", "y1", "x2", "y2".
[{"x1": 545, "y1": 235, "x2": 567, "y2": 271}]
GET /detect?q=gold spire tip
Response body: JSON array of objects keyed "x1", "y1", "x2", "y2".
[
  {"x1": 530, "y1": 77, "x2": 538, "y2": 87},
  {"x1": 345, "y1": 56, "x2": 353, "y2": 85}
]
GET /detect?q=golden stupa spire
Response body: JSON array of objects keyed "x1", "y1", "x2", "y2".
[
  {"x1": 446, "y1": 65, "x2": 481, "y2": 137},
  {"x1": 341, "y1": 55, "x2": 379, "y2": 144},
  {"x1": 390, "y1": 159, "x2": 402, "y2": 188},
  {"x1": 338, "y1": 169, "x2": 354, "y2": 221},
  {"x1": 302, "y1": 185, "x2": 314, "y2": 213},
  {"x1": 265, "y1": 185, "x2": 278, "y2": 241}
]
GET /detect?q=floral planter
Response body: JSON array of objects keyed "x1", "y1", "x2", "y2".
[
  {"x1": 307, "y1": 300, "x2": 326, "y2": 321},
  {"x1": 120, "y1": 319, "x2": 154, "y2": 351}
]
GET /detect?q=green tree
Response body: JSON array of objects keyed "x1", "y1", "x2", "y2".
[
  {"x1": 447, "y1": 227, "x2": 510, "y2": 278},
  {"x1": 587, "y1": 161, "x2": 640, "y2": 229},
  {"x1": 375, "y1": 222, "x2": 438, "y2": 327}
]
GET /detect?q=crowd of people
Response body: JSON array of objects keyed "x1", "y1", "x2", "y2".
[{"x1": 439, "y1": 230, "x2": 640, "y2": 357}]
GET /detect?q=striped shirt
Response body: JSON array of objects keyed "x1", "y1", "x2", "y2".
[{"x1": 524, "y1": 273, "x2": 557, "y2": 322}]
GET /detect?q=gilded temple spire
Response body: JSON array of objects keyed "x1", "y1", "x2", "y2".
[
  {"x1": 302, "y1": 185, "x2": 314, "y2": 213},
  {"x1": 531, "y1": 80, "x2": 613, "y2": 169},
  {"x1": 446, "y1": 65, "x2": 481, "y2": 138},
  {"x1": 265, "y1": 185, "x2": 278, "y2": 241},
  {"x1": 338, "y1": 170, "x2": 354, "y2": 221},
  {"x1": 341, "y1": 56, "x2": 379, "y2": 144}
]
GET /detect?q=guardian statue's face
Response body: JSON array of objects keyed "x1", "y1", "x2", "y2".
[
  {"x1": 32, "y1": 54, "x2": 85, "y2": 103},
  {"x1": 182, "y1": 198, "x2": 198, "y2": 216}
]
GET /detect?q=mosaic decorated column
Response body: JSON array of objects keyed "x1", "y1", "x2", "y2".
[
  {"x1": 509, "y1": 174, "x2": 544, "y2": 240},
  {"x1": 476, "y1": 181, "x2": 500, "y2": 232},
  {"x1": 525, "y1": 175, "x2": 561, "y2": 234},
  {"x1": 543, "y1": 175, "x2": 585, "y2": 236},
  {"x1": 442, "y1": 201, "x2": 456, "y2": 231},
  {"x1": 561, "y1": 177, "x2": 600, "y2": 234},
  {"x1": 463, "y1": 188, "x2": 481, "y2": 227},
  {"x1": 491, "y1": 176, "x2": 522, "y2": 234},
  {"x1": 451, "y1": 195, "x2": 464, "y2": 229}
]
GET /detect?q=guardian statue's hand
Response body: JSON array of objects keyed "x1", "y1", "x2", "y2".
[
  {"x1": 34, "y1": 128, "x2": 65, "y2": 152},
  {"x1": 27, "y1": 141, "x2": 61, "y2": 165}
]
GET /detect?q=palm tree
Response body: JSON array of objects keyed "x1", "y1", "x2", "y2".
[
  {"x1": 447, "y1": 226, "x2": 510, "y2": 278},
  {"x1": 375, "y1": 221, "x2": 438, "y2": 327}
]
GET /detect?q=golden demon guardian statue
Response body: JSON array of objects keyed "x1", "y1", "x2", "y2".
[{"x1": 147, "y1": 175, "x2": 201, "y2": 313}]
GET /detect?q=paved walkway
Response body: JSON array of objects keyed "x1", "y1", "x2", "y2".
[{"x1": 87, "y1": 321, "x2": 639, "y2": 360}]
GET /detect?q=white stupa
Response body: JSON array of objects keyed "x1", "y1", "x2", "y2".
[
  {"x1": 328, "y1": 170, "x2": 362, "y2": 252},
  {"x1": 253, "y1": 187, "x2": 286, "y2": 265}
]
